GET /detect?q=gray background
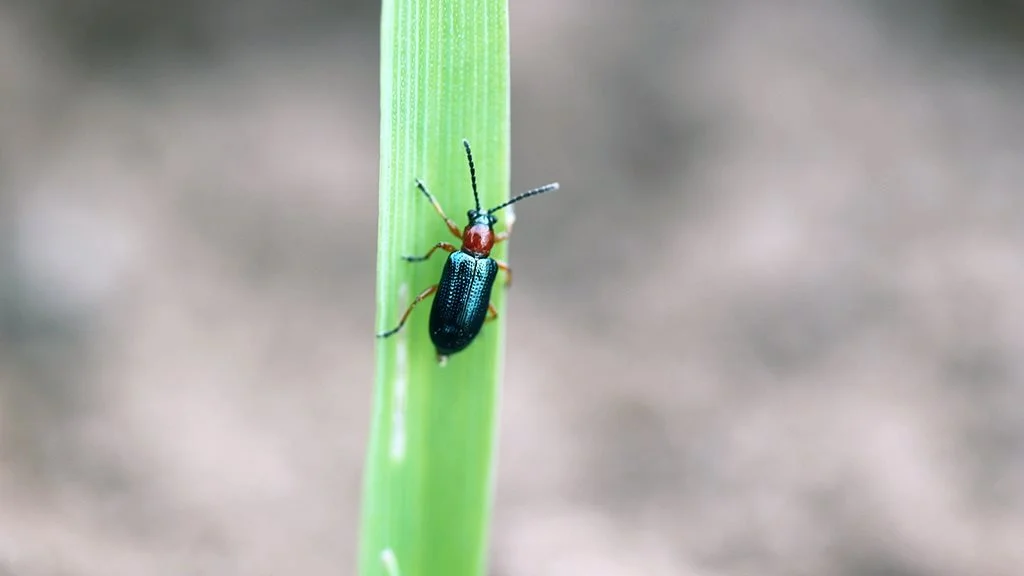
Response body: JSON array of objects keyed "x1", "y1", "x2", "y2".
[{"x1": 1, "y1": 0, "x2": 1023, "y2": 574}]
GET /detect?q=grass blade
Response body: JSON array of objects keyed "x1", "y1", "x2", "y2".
[{"x1": 360, "y1": 1, "x2": 510, "y2": 575}]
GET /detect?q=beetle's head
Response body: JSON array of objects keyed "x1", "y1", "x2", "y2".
[{"x1": 467, "y1": 209, "x2": 498, "y2": 228}]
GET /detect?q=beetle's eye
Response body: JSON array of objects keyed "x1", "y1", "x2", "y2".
[{"x1": 467, "y1": 210, "x2": 475, "y2": 220}]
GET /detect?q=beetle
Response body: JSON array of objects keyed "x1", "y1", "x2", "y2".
[{"x1": 377, "y1": 139, "x2": 559, "y2": 363}]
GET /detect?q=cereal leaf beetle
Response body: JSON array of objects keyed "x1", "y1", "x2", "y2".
[{"x1": 377, "y1": 139, "x2": 559, "y2": 363}]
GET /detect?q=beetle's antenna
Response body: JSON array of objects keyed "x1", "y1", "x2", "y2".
[
  {"x1": 487, "y1": 182, "x2": 559, "y2": 214},
  {"x1": 462, "y1": 139, "x2": 481, "y2": 212}
]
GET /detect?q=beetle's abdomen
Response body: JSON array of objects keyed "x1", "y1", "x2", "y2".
[{"x1": 429, "y1": 251, "x2": 498, "y2": 355}]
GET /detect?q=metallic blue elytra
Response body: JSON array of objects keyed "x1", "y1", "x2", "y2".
[{"x1": 430, "y1": 250, "x2": 499, "y2": 356}]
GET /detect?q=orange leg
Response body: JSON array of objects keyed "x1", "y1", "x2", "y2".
[
  {"x1": 415, "y1": 179, "x2": 462, "y2": 240},
  {"x1": 377, "y1": 284, "x2": 438, "y2": 338},
  {"x1": 494, "y1": 259, "x2": 513, "y2": 288},
  {"x1": 404, "y1": 242, "x2": 457, "y2": 262},
  {"x1": 494, "y1": 219, "x2": 514, "y2": 244}
]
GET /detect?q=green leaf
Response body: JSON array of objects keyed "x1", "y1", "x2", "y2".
[{"x1": 360, "y1": 1, "x2": 510, "y2": 576}]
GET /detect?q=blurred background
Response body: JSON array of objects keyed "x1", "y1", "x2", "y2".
[{"x1": 1, "y1": 0, "x2": 1023, "y2": 574}]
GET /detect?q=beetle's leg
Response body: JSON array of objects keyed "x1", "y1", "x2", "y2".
[
  {"x1": 485, "y1": 303, "x2": 499, "y2": 322},
  {"x1": 403, "y1": 242, "x2": 457, "y2": 262},
  {"x1": 415, "y1": 179, "x2": 463, "y2": 240},
  {"x1": 376, "y1": 284, "x2": 438, "y2": 338},
  {"x1": 494, "y1": 259, "x2": 513, "y2": 288},
  {"x1": 494, "y1": 217, "x2": 514, "y2": 244}
]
